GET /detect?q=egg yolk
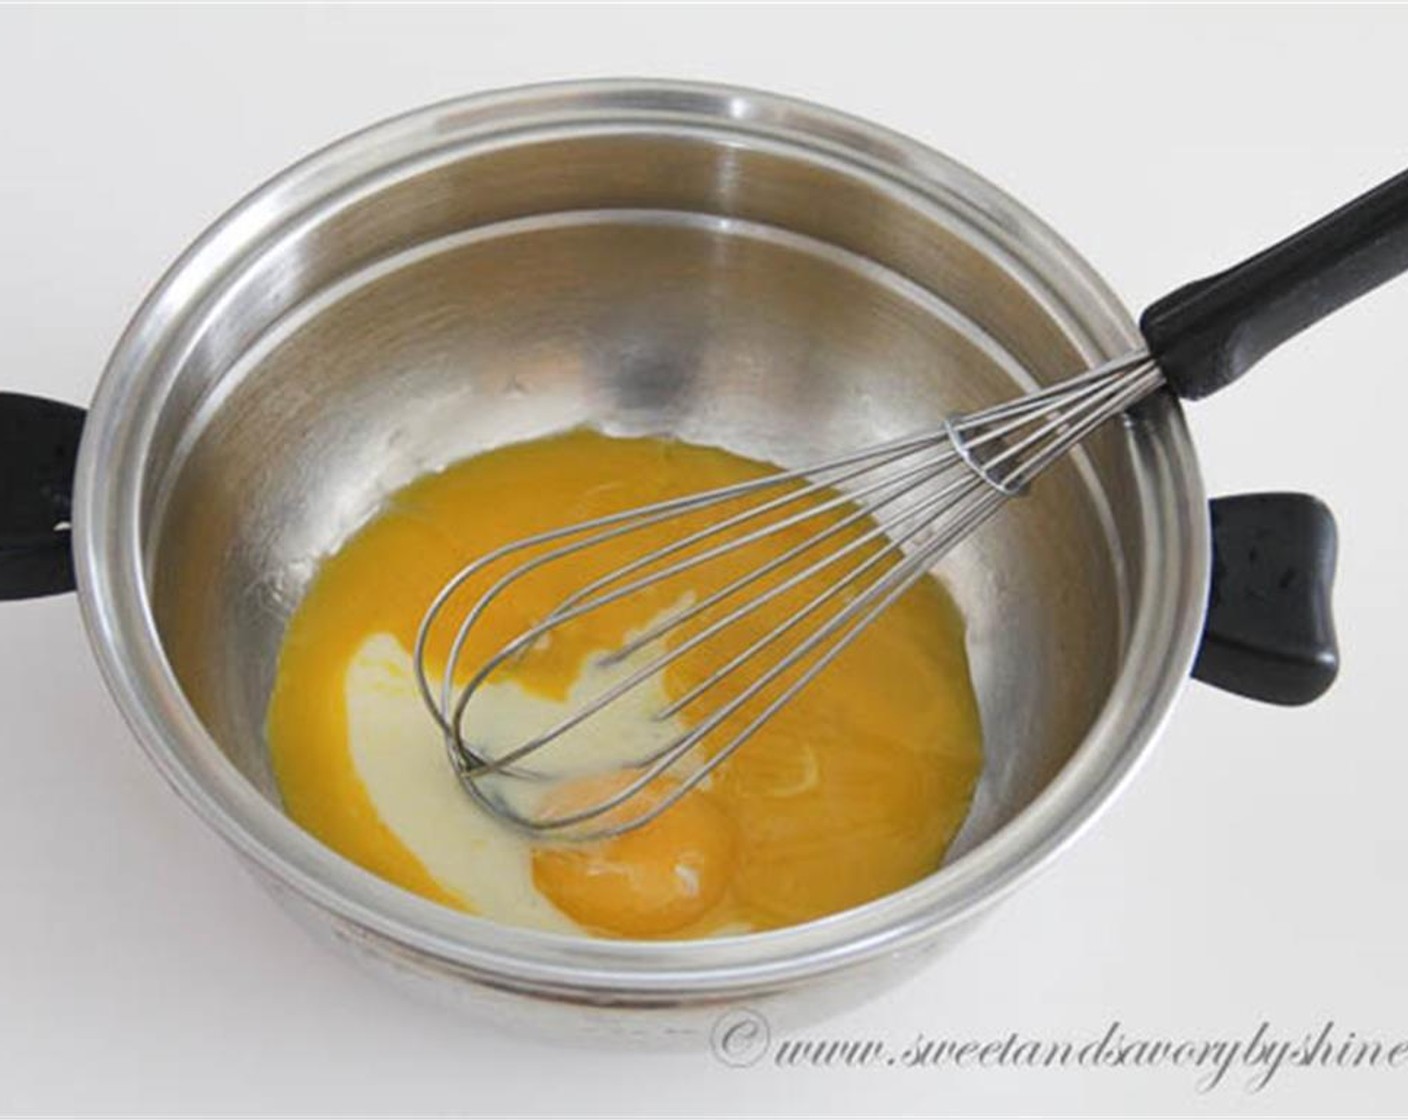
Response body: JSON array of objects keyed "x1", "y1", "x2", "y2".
[
  {"x1": 265, "y1": 429, "x2": 984, "y2": 938},
  {"x1": 531, "y1": 775, "x2": 737, "y2": 936}
]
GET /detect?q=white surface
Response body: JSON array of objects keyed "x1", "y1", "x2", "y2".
[{"x1": 2, "y1": 5, "x2": 1406, "y2": 1116}]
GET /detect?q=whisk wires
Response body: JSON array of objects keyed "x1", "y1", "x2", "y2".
[{"x1": 414, "y1": 350, "x2": 1163, "y2": 840}]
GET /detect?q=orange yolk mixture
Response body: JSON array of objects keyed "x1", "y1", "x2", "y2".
[{"x1": 266, "y1": 430, "x2": 984, "y2": 938}]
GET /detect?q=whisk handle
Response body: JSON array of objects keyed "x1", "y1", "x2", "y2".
[{"x1": 1142, "y1": 166, "x2": 1408, "y2": 400}]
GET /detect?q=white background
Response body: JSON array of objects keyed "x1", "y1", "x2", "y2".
[{"x1": 2, "y1": 4, "x2": 1406, "y2": 1116}]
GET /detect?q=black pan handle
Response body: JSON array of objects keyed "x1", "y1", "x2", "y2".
[
  {"x1": 1193, "y1": 492, "x2": 1338, "y2": 706},
  {"x1": 0, "y1": 392, "x2": 86, "y2": 600},
  {"x1": 1142, "y1": 167, "x2": 1408, "y2": 400}
]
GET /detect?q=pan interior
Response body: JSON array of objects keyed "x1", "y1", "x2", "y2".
[{"x1": 145, "y1": 130, "x2": 1135, "y2": 877}]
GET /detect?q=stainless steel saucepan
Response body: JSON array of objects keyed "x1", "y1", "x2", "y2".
[{"x1": 0, "y1": 81, "x2": 1349, "y2": 1041}]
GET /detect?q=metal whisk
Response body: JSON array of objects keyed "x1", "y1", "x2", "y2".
[{"x1": 415, "y1": 164, "x2": 1408, "y2": 840}]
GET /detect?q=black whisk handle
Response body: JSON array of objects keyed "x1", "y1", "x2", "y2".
[{"x1": 1141, "y1": 166, "x2": 1408, "y2": 400}]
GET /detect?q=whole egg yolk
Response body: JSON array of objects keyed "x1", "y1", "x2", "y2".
[{"x1": 531, "y1": 775, "x2": 738, "y2": 936}]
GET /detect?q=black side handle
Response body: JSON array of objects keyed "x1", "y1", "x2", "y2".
[
  {"x1": 1142, "y1": 167, "x2": 1408, "y2": 400},
  {"x1": 1192, "y1": 493, "x2": 1338, "y2": 706},
  {"x1": 0, "y1": 393, "x2": 85, "y2": 600}
]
